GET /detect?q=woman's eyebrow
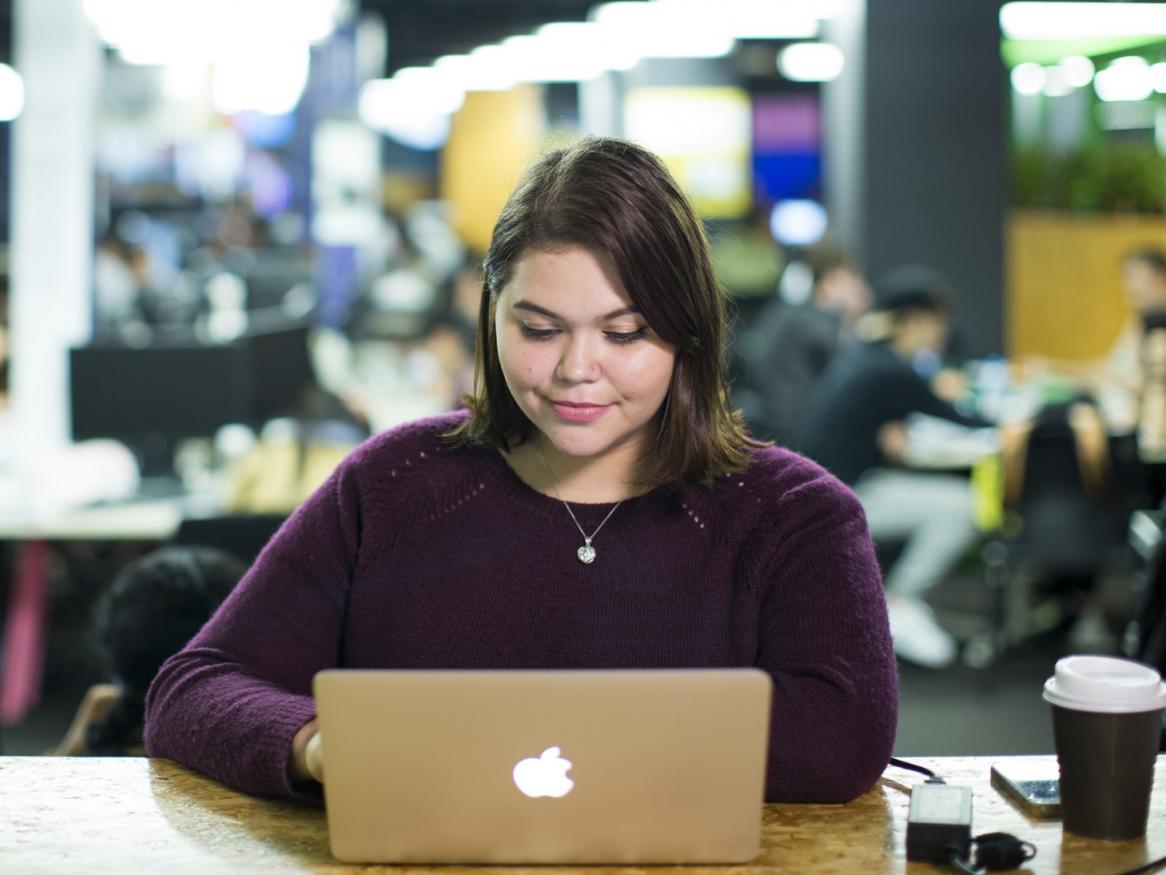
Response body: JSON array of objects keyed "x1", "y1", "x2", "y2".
[{"x1": 512, "y1": 300, "x2": 640, "y2": 320}]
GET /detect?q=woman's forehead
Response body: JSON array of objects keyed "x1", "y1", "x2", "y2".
[{"x1": 501, "y1": 246, "x2": 634, "y2": 310}]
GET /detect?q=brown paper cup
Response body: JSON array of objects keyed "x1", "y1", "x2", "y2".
[{"x1": 1051, "y1": 705, "x2": 1162, "y2": 840}]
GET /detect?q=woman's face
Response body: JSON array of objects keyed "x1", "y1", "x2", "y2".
[{"x1": 495, "y1": 245, "x2": 676, "y2": 470}]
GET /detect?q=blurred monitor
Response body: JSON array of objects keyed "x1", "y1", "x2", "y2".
[
  {"x1": 246, "y1": 320, "x2": 315, "y2": 424},
  {"x1": 70, "y1": 319, "x2": 318, "y2": 478},
  {"x1": 70, "y1": 342, "x2": 252, "y2": 478},
  {"x1": 244, "y1": 251, "x2": 312, "y2": 311}
]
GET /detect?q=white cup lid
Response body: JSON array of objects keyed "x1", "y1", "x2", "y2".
[{"x1": 1043, "y1": 655, "x2": 1166, "y2": 714}]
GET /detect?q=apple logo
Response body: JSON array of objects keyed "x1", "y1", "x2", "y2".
[{"x1": 512, "y1": 746, "x2": 574, "y2": 798}]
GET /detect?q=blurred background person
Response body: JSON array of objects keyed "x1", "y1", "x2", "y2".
[
  {"x1": 741, "y1": 244, "x2": 872, "y2": 445},
  {"x1": 51, "y1": 546, "x2": 245, "y2": 756},
  {"x1": 1111, "y1": 247, "x2": 1166, "y2": 393},
  {"x1": 800, "y1": 266, "x2": 989, "y2": 669}
]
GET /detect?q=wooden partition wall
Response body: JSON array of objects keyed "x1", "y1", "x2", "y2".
[
  {"x1": 440, "y1": 87, "x2": 546, "y2": 256},
  {"x1": 1007, "y1": 209, "x2": 1166, "y2": 360}
]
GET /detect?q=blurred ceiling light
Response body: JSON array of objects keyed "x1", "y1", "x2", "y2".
[
  {"x1": 1093, "y1": 56, "x2": 1153, "y2": 102},
  {"x1": 502, "y1": 34, "x2": 608, "y2": 82},
  {"x1": 162, "y1": 62, "x2": 209, "y2": 102},
  {"x1": 1010, "y1": 61, "x2": 1046, "y2": 95},
  {"x1": 807, "y1": 0, "x2": 844, "y2": 18},
  {"x1": 1153, "y1": 62, "x2": 1166, "y2": 94},
  {"x1": 657, "y1": 0, "x2": 820, "y2": 39},
  {"x1": 91, "y1": 0, "x2": 341, "y2": 116},
  {"x1": 535, "y1": 22, "x2": 639, "y2": 74},
  {"x1": 1000, "y1": 2, "x2": 1166, "y2": 39},
  {"x1": 0, "y1": 63, "x2": 26, "y2": 122},
  {"x1": 777, "y1": 43, "x2": 845, "y2": 82},
  {"x1": 431, "y1": 24, "x2": 638, "y2": 94},
  {"x1": 434, "y1": 54, "x2": 474, "y2": 87},
  {"x1": 772, "y1": 0, "x2": 844, "y2": 21},
  {"x1": 212, "y1": 44, "x2": 311, "y2": 115},
  {"x1": 1042, "y1": 65, "x2": 1072, "y2": 97},
  {"x1": 117, "y1": 40, "x2": 209, "y2": 66},
  {"x1": 460, "y1": 44, "x2": 521, "y2": 91},
  {"x1": 85, "y1": 0, "x2": 345, "y2": 61},
  {"x1": 592, "y1": 2, "x2": 736, "y2": 59},
  {"x1": 392, "y1": 66, "x2": 465, "y2": 114},
  {"x1": 1059, "y1": 55, "x2": 1095, "y2": 88},
  {"x1": 357, "y1": 79, "x2": 451, "y2": 150},
  {"x1": 770, "y1": 200, "x2": 828, "y2": 247}
]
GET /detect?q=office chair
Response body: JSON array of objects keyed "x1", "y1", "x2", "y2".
[
  {"x1": 969, "y1": 403, "x2": 1132, "y2": 666},
  {"x1": 171, "y1": 514, "x2": 287, "y2": 566}
]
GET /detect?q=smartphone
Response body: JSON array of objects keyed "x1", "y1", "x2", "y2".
[{"x1": 990, "y1": 764, "x2": 1061, "y2": 818}]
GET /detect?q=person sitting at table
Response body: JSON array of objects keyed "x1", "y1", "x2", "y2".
[
  {"x1": 143, "y1": 137, "x2": 898, "y2": 805},
  {"x1": 1102, "y1": 246, "x2": 1166, "y2": 392},
  {"x1": 799, "y1": 267, "x2": 989, "y2": 670},
  {"x1": 51, "y1": 546, "x2": 245, "y2": 756},
  {"x1": 743, "y1": 244, "x2": 873, "y2": 446}
]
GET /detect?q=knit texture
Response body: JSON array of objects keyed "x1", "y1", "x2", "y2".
[{"x1": 144, "y1": 411, "x2": 897, "y2": 804}]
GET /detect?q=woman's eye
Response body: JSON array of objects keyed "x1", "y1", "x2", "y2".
[
  {"x1": 519, "y1": 324, "x2": 558, "y2": 340},
  {"x1": 605, "y1": 328, "x2": 648, "y2": 345}
]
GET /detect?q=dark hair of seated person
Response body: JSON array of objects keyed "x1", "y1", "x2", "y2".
[
  {"x1": 874, "y1": 265, "x2": 953, "y2": 323},
  {"x1": 81, "y1": 546, "x2": 246, "y2": 756}
]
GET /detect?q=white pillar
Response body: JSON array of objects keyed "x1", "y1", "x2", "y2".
[
  {"x1": 579, "y1": 72, "x2": 622, "y2": 138},
  {"x1": 10, "y1": 0, "x2": 100, "y2": 463},
  {"x1": 822, "y1": 0, "x2": 867, "y2": 260}
]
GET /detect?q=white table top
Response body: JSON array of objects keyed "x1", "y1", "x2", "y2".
[{"x1": 0, "y1": 497, "x2": 186, "y2": 541}]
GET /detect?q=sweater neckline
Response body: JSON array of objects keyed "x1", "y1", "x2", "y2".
[{"x1": 474, "y1": 443, "x2": 662, "y2": 525}]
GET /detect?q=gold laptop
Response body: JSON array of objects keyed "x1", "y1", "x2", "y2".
[{"x1": 313, "y1": 668, "x2": 772, "y2": 865}]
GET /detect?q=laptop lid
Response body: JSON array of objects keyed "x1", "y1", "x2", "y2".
[{"x1": 313, "y1": 668, "x2": 772, "y2": 865}]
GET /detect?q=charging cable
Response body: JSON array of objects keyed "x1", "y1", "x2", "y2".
[
  {"x1": 889, "y1": 756, "x2": 938, "y2": 778},
  {"x1": 892, "y1": 758, "x2": 1036, "y2": 873},
  {"x1": 1117, "y1": 856, "x2": 1166, "y2": 875}
]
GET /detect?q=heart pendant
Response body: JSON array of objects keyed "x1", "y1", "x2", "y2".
[{"x1": 577, "y1": 543, "x2": 597, "y2": 564}]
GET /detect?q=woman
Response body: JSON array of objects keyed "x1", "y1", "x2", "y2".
[{"x1": 145, "y1": 137, "x2": 897, "y2": 804}]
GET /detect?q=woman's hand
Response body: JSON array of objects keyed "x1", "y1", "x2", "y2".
[{"x1": 289, "y1": 718, "x2": 325, "y2": 784}]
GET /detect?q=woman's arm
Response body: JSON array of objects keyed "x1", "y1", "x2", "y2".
[
  {"x1": 144, "y1": 458, "x2": 362, "y2": 800},
  {"x1": 751, "y1": 470, "x2": 898, "y2": 803}
]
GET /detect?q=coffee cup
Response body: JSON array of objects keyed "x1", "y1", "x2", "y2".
[{"x1": 1043, "y1": 655, "x2": 1166, "y2": 840}]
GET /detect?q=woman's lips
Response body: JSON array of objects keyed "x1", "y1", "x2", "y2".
[{"x1": 550, "y1": 401, "x2": 610, "y2": 423}]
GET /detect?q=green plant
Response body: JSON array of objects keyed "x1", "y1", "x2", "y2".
[{"x1": 1011, "y1": 142, "x2": 1166, "y2": 213}]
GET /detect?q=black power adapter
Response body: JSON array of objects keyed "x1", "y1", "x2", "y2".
[
  {"x1": 890, "y1": 759, "x2": 1035, "y2": 872},
  {"x1": 906, "y1": 779, "x2": 973, "y2": 864}
]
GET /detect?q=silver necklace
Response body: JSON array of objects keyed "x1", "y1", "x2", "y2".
[{"x1": 537, "y1": 448, "x2": 623, "y2": 565}]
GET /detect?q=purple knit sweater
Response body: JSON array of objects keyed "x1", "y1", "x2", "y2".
[{"x1": 144, "y1": 411, "x2": 897, "y2": 804}]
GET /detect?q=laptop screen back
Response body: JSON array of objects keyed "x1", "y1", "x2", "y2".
[{"x1": 314, "y1": 668, "x2": 772, "y2": 865}]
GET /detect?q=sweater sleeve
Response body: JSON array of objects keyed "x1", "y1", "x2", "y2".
[
  {"x1": 143, "y1": 454, "x2": 363, "y2": 802},
  {"x1": 750, "y1": 465, "x2": 898, "y2": 803}
]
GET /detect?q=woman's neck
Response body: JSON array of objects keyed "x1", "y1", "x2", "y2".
[{"x1": 505, "y1": 436, "x2": 646, "y2": 504}]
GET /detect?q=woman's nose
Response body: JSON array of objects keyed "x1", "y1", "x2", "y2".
[{"x1": 556, "y1": 335, "x2": 600, "y2": 382}]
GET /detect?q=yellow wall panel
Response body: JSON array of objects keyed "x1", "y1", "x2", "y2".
[
  {"x1": 1007, "y1": 210, "x2": 1166, "y2": 360},
  {"x1": 440, "y1": 87, "x2": 546, "y2": 255}
]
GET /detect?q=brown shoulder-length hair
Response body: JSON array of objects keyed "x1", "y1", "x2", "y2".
[{"x1": 447, "y1": 136, "x2": 763, "y2": 488}]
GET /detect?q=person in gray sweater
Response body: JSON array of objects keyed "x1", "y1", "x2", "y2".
[{"x1": 144, "y1": 137, "x2": 898, "y2": 806}]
